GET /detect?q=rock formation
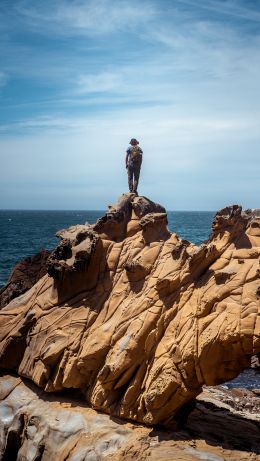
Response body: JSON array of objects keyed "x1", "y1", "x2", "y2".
[
  {"x1": 0, "y1": 193, "x2": 259, "y2": 427},
  {"x1": 0, "y1": 249, "x2": 51, "y2": 308},
  {"x1": 0, "y1": 374, "x2": 259, "y2": 460}
]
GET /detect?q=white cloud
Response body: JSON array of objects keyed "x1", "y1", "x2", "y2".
[
  {"x1": 15, "y1": 0, "x2": 157, "y2": 36},
  {"x1": 2, "y1": 0, "x2": 260, "y2": 96},
  {"x1": 148, "y1": 15, "x2": 260, "y2": 81}
]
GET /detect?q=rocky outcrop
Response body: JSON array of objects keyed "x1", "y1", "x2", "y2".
[
  {"x1": 0, "y1": 193, "x2": 259, "y2": 426},
  {"x1": 0, "y1": 375, "x2": 259, "y2": 460},
  {"x1": 0, "y1": 249, "x2": 51, "y2": 308}
]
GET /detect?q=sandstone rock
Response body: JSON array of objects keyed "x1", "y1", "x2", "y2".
[
  {"x1": 0, "y1": 249, "x2": 51, "y2": 308},
  {"x1": 0, "y1": 194, "x2": 259, "y2": 426},
  {"x1": 0, "y1": 375, "x2": 259, "y2": 460}
]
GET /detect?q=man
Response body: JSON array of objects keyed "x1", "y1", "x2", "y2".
[{"x1": 125, "y1": 138, "x2": 143, "y2": 194}]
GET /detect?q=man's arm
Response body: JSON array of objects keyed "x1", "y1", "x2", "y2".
[{"x1": 125, "y1": 151, "x2": 129, "y2": 168}]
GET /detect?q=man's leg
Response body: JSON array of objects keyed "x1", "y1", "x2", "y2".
[
  {"x1": 127, "y1": 166, "x2": 134, "y2": 192},
  {"x1": 133, "y1": 162, "x2": 141, "y2": 193}
]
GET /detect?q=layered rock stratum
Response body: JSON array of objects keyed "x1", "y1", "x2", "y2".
[{"x1": 0, "y1": 193, "x2": 259, "y2": 428}]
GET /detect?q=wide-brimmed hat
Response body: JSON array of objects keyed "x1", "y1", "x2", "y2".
[{"x1": 130, "y1": 138, "x2": 139, "y2": 145}]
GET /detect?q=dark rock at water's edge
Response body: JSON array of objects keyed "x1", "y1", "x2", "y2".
[{"x1": 0, "y1": 249, "x2": 51, "y2": 308}]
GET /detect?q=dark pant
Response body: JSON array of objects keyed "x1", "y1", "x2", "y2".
[{"x1": 127, "y1": 159, "x2": 142, "y2": 193}]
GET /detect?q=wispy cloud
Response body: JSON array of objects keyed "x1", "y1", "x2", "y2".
[
  {"x1": 176, "y1": 0, "x2": 260, "y2": 23},
  {"x1": 15, "y1": 0, "x2": 157, "y2": 36},
  {"x1": 1, "y1": 105, "x2": 259, "y2": 143}
]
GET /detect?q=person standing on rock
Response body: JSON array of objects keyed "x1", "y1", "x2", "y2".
[{"x1": 125, "y1": 138, "x2": 143, "y2": 194}]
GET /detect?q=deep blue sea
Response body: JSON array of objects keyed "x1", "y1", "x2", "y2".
[{"x1": 0, "y1": 210, "x2": 214, "y2": 287}]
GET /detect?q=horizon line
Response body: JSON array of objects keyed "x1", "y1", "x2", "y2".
[{"x1": 0, "y1": 208, "x2": 216, "y2": 212}]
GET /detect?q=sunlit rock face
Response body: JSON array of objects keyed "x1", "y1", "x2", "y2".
[{"x1": 0, "y1": 193, "x2": 259, "y2": 426}]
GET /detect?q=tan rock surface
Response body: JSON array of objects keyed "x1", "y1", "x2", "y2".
[
  {"x1": 0, "y1": 375, "x2": 259, "y2": 460},
  {"x1": 0, "y1": 194, "x2": 259, "y2": 426}
]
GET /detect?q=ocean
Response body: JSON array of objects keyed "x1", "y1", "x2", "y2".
[
  {"x1": 0, "y1": 209, "x2": 259, "y2": 389},
  {"x1": 0, "y1": 209, "x2": 214, "y2": 287}
]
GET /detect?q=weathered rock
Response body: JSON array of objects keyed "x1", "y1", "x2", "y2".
[
  {"x1": 0, "y1": 249, "x2": 51, "y2": 308},
  {"x1": 252, "y1": 355, "x2": 260, "y2": 369},
  {"x1": 93, "y1": 193, "x2": 166, "y2": 241},
  {"x1": 46, "y1": 230, "x2": 100, "y2": 281},
  {"x1": 0, "y1": 375, "x2": 259, "y2": 460},
  {"x1": 0, "y1": 194, "x2": 259, "y2": 426}
]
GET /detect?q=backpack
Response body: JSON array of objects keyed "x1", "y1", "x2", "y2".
[{"x1": 131, "y1": 145, "x2": 142, "y2": 162}]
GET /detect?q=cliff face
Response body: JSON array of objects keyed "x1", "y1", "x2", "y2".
[{"x1": 0, "y1": 194, "x2": 259, "y2": 426}]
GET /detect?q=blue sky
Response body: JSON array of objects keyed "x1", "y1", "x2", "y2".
[{"x1": 0, "y1": 0, "x2": 259, "y2": 210}]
